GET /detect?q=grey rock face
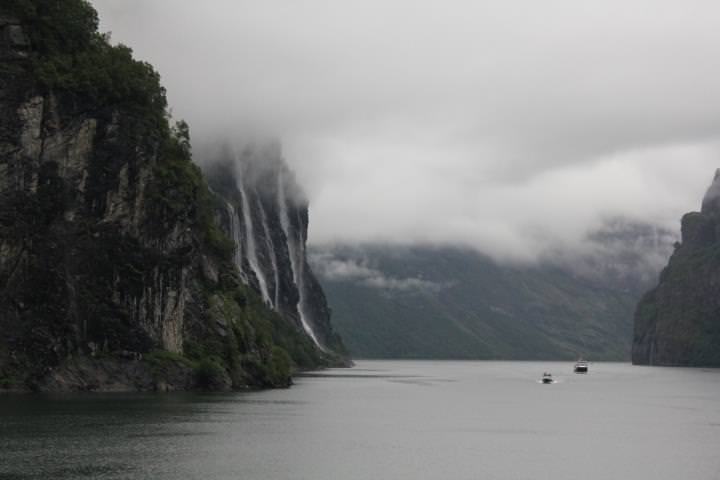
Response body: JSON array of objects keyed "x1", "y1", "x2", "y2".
[
  {"x1": 0, "y1": 89, "x2": 193, "y2": 381},
  {"x1": 0, "y1": 15, "x2": 347, "y2": 391},
  {"x1": 0, "y1": 17, "x2": 29, "y2": 59},
  {"x1": 632, "y1": 170, "x2": 720, "y2": 366},
  {"x1": 0, "y1": 23, "x2": 214, "y2": 389}
]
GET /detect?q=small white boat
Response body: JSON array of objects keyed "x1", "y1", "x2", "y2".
[
  {"x1": 541, "y1": 372, "x2": 553, "y2": 384},
  {"x1": 574, "y1": 360, "x2": 588, "y2": 374}
]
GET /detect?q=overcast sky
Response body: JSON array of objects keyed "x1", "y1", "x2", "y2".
[{"x1": 92, "y1": 0, "x2": 720, "y2": 262}]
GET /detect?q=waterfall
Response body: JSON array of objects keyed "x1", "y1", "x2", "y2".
[
  {"x1": 278, "y1": 170, "x2": 322, "y2": 347},
  {"x1": 225, "y1": 201, "x2": 246, "y2": 282},
  {"x1": 237, "y1": 171, "x2": 272, "y2": 305},
  {"x1": 259, "y1": 201, "x2": 280, "y2": 308},
  {"x1": 295, "y1": 211, "x2": 322, "y2": 348}
]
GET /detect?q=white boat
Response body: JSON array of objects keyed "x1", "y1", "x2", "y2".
[
  {"x1": 541, "y1": 372, "x2": 554, "y2": 384},
  {"x1": 574, "y1": 360, "x2": 588, "y2": 374}
]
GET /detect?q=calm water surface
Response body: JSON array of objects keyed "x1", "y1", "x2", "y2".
[{"x1": 2, "y1": 361, "x2": 720, "y2": 480}]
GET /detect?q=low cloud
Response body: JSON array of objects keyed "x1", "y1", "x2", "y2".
[
  {"x1": 306, "y1": 143, "x2": 716, "y2": 263},
  {"x1": 91, "y1": 0, "x2": 720, "y2": 263},
  {"x1": 541, "y1": 218, "x2": 677, "y2": 284},
  {"x1": 309, "y1": 253, "x2": 442, "y2": 292}
]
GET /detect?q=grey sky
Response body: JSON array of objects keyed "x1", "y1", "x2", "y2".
[{"x1": 92, "y1": 0, "x2": 720, "y2": 261}]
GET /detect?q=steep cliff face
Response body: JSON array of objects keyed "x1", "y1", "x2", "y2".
[
  {"x1": 0, "y1": 1, "x2": 345, "y2": 391},
  {"x1": 204, "y1": 144, "x2": 347, "y2": 356},
  {"x1": 633, "y1": 170, "x2": 720, "y2": 366}
]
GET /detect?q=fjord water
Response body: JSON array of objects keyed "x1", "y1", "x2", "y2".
[{"x1": 2, "y1": 361, "x2": 719, "y2": 480}]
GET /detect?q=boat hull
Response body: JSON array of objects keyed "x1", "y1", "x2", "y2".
[{"x1": 574, "y1": 364, "x2": 588, "y2": 374}]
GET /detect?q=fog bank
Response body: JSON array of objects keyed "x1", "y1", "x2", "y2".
[{"x1": 92, "y1": 0, "x2": 720, "y2": 262}]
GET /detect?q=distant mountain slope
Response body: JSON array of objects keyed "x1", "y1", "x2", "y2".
[
  {"x1": 313, "y1": 226, "x2": 672, "y2": 360},
  {"x1": 633, "y1": 170, "x2": 720, "y2": 366}
]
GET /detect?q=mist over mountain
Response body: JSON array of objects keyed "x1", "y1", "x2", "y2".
[
  {"x1": 3, "y1": 0, "x2": 719, "y2": 389},
  {"x1": 90, "y1": 0, "x2": 720, "y2": 265},
  {"x1": 313, "y1": 219, "x2": 674, "y2": 360},
  {"x1": 201, "y1": 142, "x2": 347, "y2": 354}
]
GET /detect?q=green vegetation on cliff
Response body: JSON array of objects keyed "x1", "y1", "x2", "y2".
[
  {"x1": 4, "y1": 0, "x2": 166, "y2": 129},
  {"x1": 0, "y1": 0, "x2": 334, "y2": 391}
]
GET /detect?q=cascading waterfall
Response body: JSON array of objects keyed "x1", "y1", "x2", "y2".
[
  {"x1": 237, "y1": 169, "x2": 272, "y2": 305},
  {"x1": 278, "y1": 171, "x2": 322, "y2": 347},
  {"x1": 222, "y1": 153, "x2": 324, "y2": 349},
  {"x1": 225, "y1": 201, "x2": 247, "y2": 282},
  {"x1": 294, "y1": 211, "x2": 323, "y2": 348},
  {"x1": 259, "y1": 202, "x2": 281, "y2": 308}
]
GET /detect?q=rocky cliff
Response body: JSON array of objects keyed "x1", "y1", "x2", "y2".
[
  {"x1": 0, "y1": 0, "x2": 346, "y2": 392},
  {"x1": 204, "y1": 144, "x2": 346, "y2": 355},
  {"x1": 633, "y1": 170, "x2": 720, "y2": 366}
]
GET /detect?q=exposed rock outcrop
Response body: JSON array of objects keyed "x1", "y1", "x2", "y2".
[
  {"x1": 632, "y1": 170, "x2": 720, "y2": 366},
  {"x1": 0, "y1": 1, "x2": 347, "y2": 392}
]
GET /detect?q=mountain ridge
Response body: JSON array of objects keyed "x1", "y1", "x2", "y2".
[{"x1": 314, "y1": 226, "x2": 672, "y2": 360}]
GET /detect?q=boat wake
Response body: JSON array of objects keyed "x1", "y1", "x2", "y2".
[{"x1": 537, "y1": 378, "x2": 564, "y2": 384}]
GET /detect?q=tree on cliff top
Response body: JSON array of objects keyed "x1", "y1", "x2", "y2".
[{"x1": 3, "y1": 0, "x2": 166, "y2": 129}]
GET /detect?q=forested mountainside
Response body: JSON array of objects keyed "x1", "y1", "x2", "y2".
[
  {"x1": 633, "y1": 170, "x2": 720, "y2": 366},
  {"x1": 0, "y1": 0, "x2": 346, "y2": 392}
]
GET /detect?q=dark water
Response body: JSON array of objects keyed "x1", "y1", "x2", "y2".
[{"x1": 2, "y1": 361, "x2": 720, "y2": 480}]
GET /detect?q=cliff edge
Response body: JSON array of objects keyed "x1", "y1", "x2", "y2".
[
  {"x1": 632, "y1": 169, "x2": 720, "y2": 366},
  {"x1": 0, "y1": 1, "x2": 346, "y2": 392}
]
